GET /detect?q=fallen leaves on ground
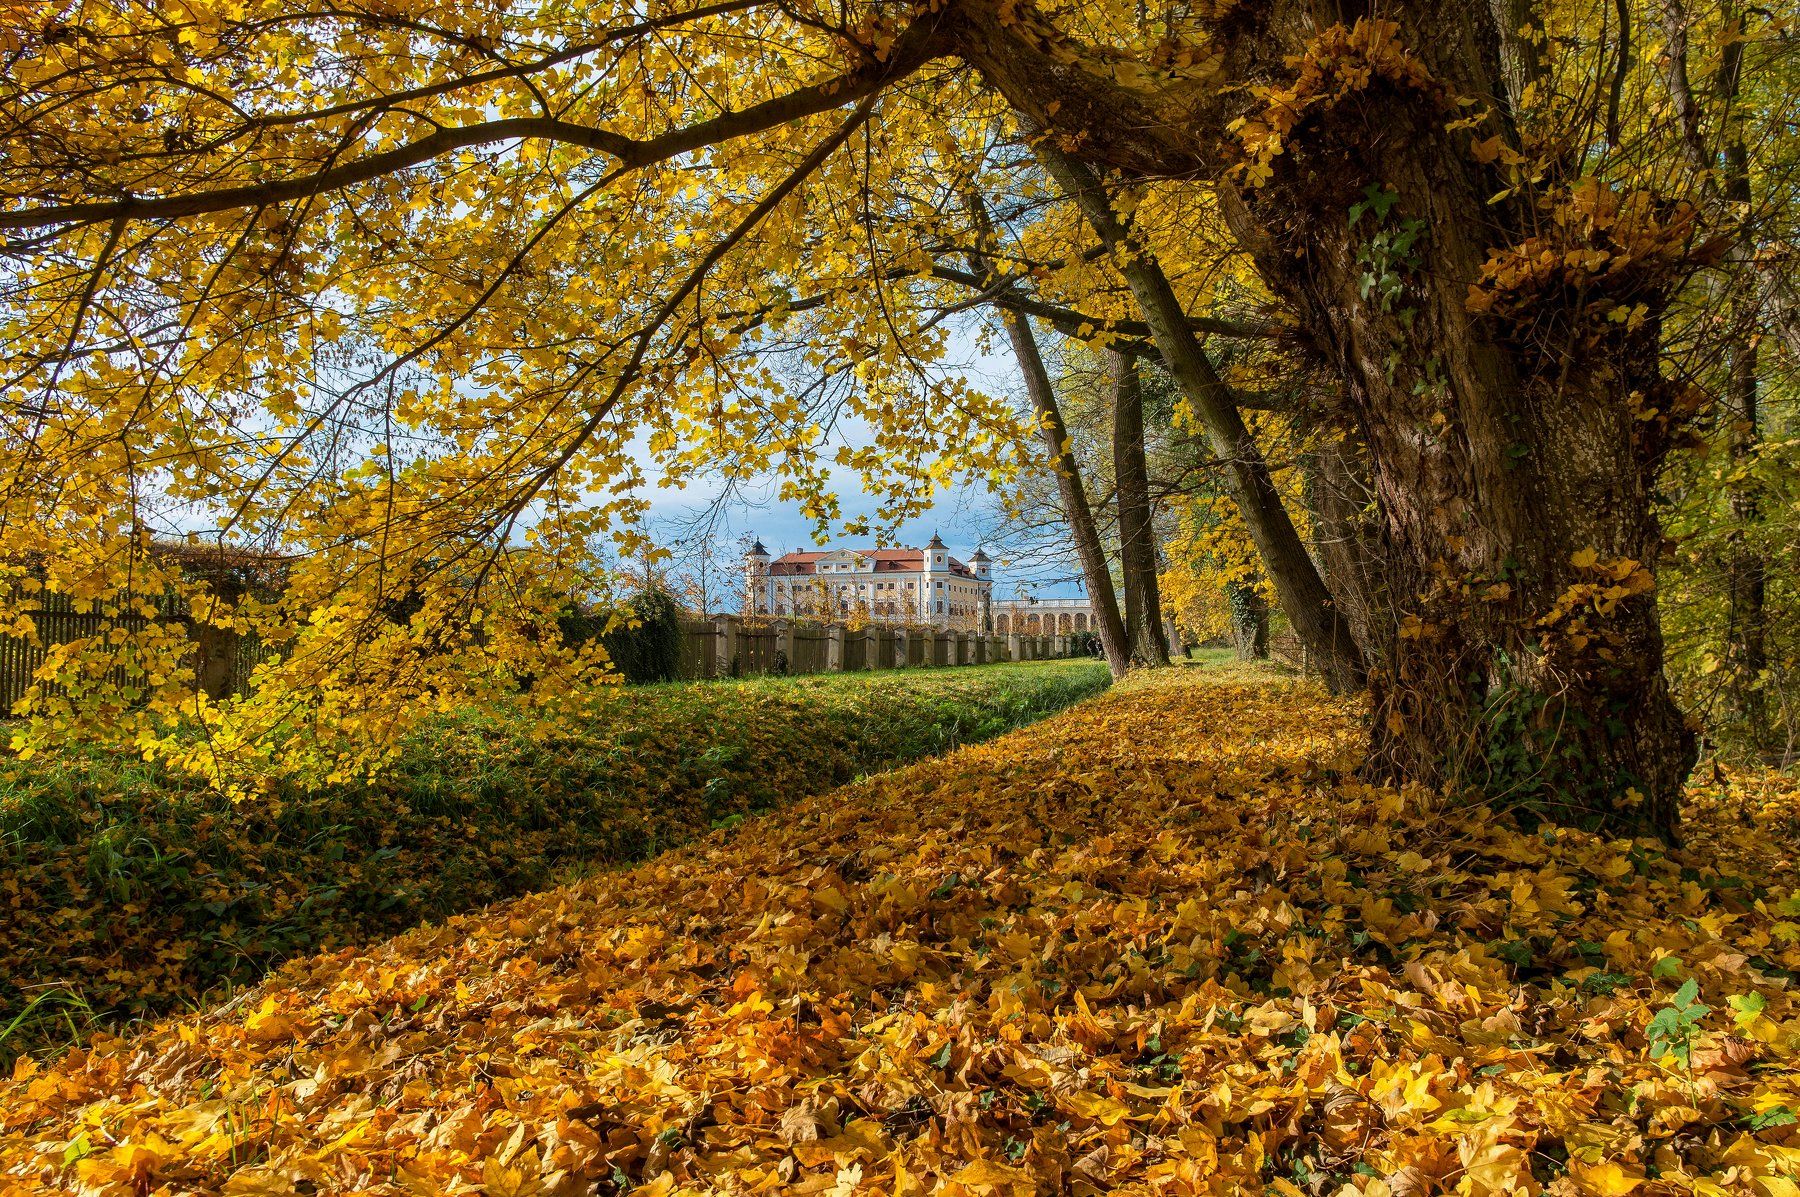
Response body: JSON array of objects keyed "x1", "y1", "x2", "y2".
[
  {"x1": 4, "y1": 667, "x2": 1800, "y2": 1195},
  {"x1": 0, "y1": 661, "x2": 1108, "y2": 1060}
]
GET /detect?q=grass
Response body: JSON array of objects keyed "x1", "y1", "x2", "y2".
[{"x1": 0, "y1": 659, "x2": 1108, "y2": 1063}]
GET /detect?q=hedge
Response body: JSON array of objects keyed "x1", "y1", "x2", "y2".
[
  {"x1": 558, "y1": 587, "x2": 684, "y2": 684},
  {"x1": 0, "y1": 660, "x2": 1108, "y2": 1061}
]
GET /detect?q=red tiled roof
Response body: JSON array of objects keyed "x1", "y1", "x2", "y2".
[{"x1": 767, "y1": 547, "x2": 979, "y2": 578}]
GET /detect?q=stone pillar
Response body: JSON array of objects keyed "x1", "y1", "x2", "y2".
[
  {"x1": 776, "y1": 620, "x2": 795, "y2": 673},
  {"x1": 714, "y1": 614, "x2": 739, "y2": 676},
  {"x1": 895, "y1": 628, "x2": 908, "y2": 668},
  {"x1": 1008, "y1": 631, "x2": 1020, "y2": 661},
  {"x1": 865, "y1": 627, "x2": 880, "y2": 670},
  {"x1": 827, "y1": 624, "x2": 844, "y2": 672}
]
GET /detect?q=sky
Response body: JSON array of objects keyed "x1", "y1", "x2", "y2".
[{"x1": 640, "y1": 317, "x2": 1089, "y2": 601}]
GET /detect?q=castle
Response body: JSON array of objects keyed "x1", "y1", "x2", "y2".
[
  {"x1": 745, "y1": 535, "x2": 994, "y2": 631},
  {"x1": 745, "y1": 537, "x2": 1106, "y2": 634}
]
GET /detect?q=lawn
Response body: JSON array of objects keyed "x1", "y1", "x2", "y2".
[
  {"x1": 6, "y1": 667, "x2": 1800, "y2": 1193},
  {"x1": 0, "y1": 660, "x2": 1108, "y2": 1062}
]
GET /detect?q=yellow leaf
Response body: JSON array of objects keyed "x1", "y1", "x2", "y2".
[
  {"x1": 1064, "y1": 1091, "x2": 1131, "y2": 1125},
  {"x1": 1568, "y1": 1160, "x2": 1645, "y2": 1195},
  {"x1": 952, "y1": 1158, "x2": 1034, "y2": 1191}
]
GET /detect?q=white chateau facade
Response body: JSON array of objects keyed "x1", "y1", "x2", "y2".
[{"x1": 745, "y1": 535, "x2": 994, "y2": 630}]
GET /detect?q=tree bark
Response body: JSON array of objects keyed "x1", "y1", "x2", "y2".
[
  {"x1": 1227, "y1": 581, "x2": 1270, "y2": 661},
  {"x1": 1036, "y1": 142, "x2": 1366, "y2": 694},
  {"x1": 1303, "y1": 429, "x2": 1389, "y2": 669},
  {"x1": 998, "y1": 309, "x2": 1132, "y2": 679},
  {"x1": 1110, "y1": 351, "x2": 1171, "y2": 666}
]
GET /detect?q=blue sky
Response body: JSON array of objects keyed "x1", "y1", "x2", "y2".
[{"x1": 643, "y1": 318, "x2": 1089, "y2": 600}]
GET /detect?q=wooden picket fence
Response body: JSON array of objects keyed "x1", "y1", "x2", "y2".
[
  {"x1": 672, "y1": 616, "x2": 1072, "y2": 681},
  {"x1": 0, "y1": 603, "x2": 1071, "y2": 715},
  {"x1": 0, "y1": 591, "x2": 276, "y2": 714}
]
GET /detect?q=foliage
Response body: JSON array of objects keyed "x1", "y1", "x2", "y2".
[
  {"x1": 560, "y1": 588, "x2": 685, "y2": 686},
  {"x1": 1662, "y1": 422, "x2": 1800, "y2": 762},
  {"x1": 0, "y1": 661, "x2": 1107, "y2": 1064},
  {"x1": 5, "y1": 667, "x2": 1800, "y2": 1193},
  {"x1": 0, "y1": 0, "x2": 1794, "y2": 818}
]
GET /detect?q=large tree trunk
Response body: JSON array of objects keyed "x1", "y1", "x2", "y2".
[
  {"x1": 961, "y1": 0, "x2": 1703, "y2": 838},
  {"x1": 1110, "y1": 351, "x2": 1170, "y2": 666},
  {"x1": 1210, "y1": 12, "x2": 1697, "y2": 839},
  {"x1": 998, "y1": 308, "x2": 1131, "y2": 679},
  {"x1": 1036, "y1": 143, "x2": 1366, "y2": 694}
]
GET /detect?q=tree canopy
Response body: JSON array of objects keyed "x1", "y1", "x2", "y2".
[{"x1": 3, "y1": 0, "x2": 1796, "y2": 831}]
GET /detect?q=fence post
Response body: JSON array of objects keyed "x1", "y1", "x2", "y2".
[
  {"x1": 776, "y1": 620, "x2": 795, "y2": 672},
  {"x1": 715, "y1": 614, "x2": 739, "y2": 675},
  {"x1": 827, "y1": 624, "x2": 844, "y2": 672}
]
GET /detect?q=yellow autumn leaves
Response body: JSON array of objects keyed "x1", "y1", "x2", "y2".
[{"x1": 3, "y1": 665, "x2": 1800, "y2": 1194}]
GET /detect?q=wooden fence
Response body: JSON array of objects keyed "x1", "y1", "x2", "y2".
[
  {"x1": 0, "y1": 603, "x2": 1074, "y2": 715},
  {"x1": 0, "y1": 591, "x2": 276, "y2": 713},
  {"x1": 674, "y1": 616, "x2": 1073, "y2": 681}
]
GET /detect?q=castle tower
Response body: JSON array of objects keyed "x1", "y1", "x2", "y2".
[
  {"x1": 744, "y1": 539, "x2": 770, "y2": 616},
  {"x1": 921, "y1": 533, "x2": 947, "y2": 624},
  {"x1": 971, "y1": 548, "x2": 992, "y2": 631}
]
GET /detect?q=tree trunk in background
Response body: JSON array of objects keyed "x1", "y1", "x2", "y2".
[
  {"x1": 1036, "y1": 143, "x2": 1365, "y2": 694},
  {"x1": 1110, "y1": 351, "x2": 1171, "y2": 666},
  {"x1": 1717, "y1": 20, "x2": 1769, "y2": 749},
  {"x1": 1660, "y1": 0, "x2": 1767, "y2": 748},
  {"x1": 1723, "y1": 312, "x2": 1768, "y2": 744},
  {"x1": 1227, "y1": 581, "x2": 1270, "y2": 661},
  {"x1": 998, "y1": 307, "x2": 1131, "y2": 679}
]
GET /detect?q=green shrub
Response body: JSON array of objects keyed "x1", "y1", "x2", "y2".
[
  {"x1": 560, "y1": 587, "x2": 684, "y2": 684},
  {"x1": 0, "y1": 661, "x2": 1108, "y2": 1062}
]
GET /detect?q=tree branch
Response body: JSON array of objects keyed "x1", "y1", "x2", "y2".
[{"x1": 1, "y1": 13, "x2": 947, "y2": 234}]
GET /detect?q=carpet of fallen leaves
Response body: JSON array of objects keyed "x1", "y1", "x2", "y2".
[
  {"x1": 5, "y1": 666, "x2": 1800, "y2": 1195},
  {"x1": 0, "y1": 661, "x2": 1108, "y2": 1059}
]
